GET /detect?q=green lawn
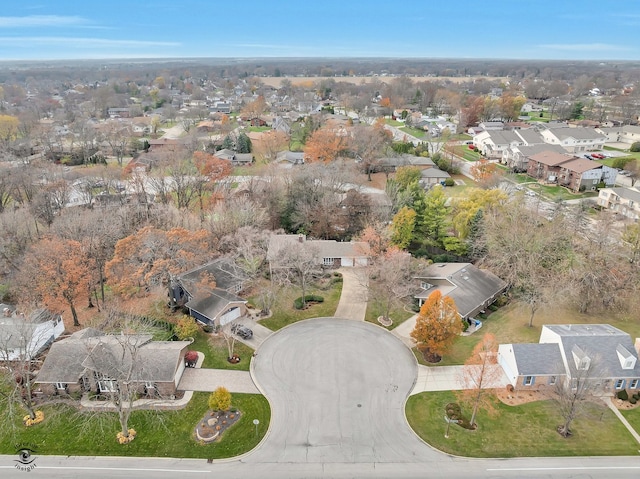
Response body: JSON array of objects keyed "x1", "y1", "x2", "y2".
[
  {"x1": 406, "y1": 391, "x2": 638, "y2": 457},
  {"x1": 0, "y1": 392, "x2": 270, "y2": 458},
  {"x1": 248, "y1": 126, "x2": 271, "y2": 132},
  {"x1": 385, "y1": 119, "x2": 403, "y2": 126},
  {"x1": 621, "y1": 407, "x2": 640, "y2": 435},
  {"x1": 364, "y1": 298, "x2": 413, "y2": 331},
  {"x1": 398, "y1": 126, "x2": 426, "y2": 138},
  {"x1": 258, "y1": 279, "x2": 343, "y2": 331},
  {"x1": 190, "y1": 332, "x2": 254, "y2": 371},
  {"x1": 527, "y1": 182, "x2": 598, "y2": 201},
  {"x1": 450, "y1": 145, "x2": 482, "y2": 162}
]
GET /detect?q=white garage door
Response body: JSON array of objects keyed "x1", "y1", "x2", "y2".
[
  {"x1": 340, "y1": 257, "x2": 354, "y2": 267},
  {"x1": 219, "y1": 307, "x2": 241, "y2": 326}
]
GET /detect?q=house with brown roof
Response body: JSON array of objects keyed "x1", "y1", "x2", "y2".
[{"x1": 526, "y1": 150, "x2": 616, "y2": 192}]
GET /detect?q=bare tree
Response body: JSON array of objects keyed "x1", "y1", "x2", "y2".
[
  {"x1": 270, "y1": 240, "x2": 321, "y2": 309},
  {"x1": 555, "y1": 352, "x2": 599, "y2": 438}
]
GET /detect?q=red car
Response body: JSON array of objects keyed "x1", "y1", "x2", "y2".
[
  {"x1": 468, "y1": 144, "x2": 475, "y2": 150},
  {"x1": 591, "y1": 153, "x2": 605, "y2": 159}
]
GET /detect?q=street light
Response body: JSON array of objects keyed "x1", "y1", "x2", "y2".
[
  {"x1": 253, "y1": 419, "x2": 260, "y2": 437},
  {"x1": 444, "y1": 407, "x2": 452, "y2": 439}
]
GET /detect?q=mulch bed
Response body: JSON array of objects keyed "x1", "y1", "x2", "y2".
[{"x1": 195, "y1": 409, "x2": 242, "y2": 443}]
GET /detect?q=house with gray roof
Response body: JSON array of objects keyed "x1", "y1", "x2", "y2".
[
  {"x1": 0, "y1": 306, "x2": 64, "y2": 361},
  {"x1": 267, "y1": 234, "x2": 370, "y2": 268},
  {"x1": 35, "y1": 329, "x2": 191, "y2": 398},
  {"x1": 598, "y1": 187, "x2": 640, "y2": 220},
  {"x1": 414, "y1": 263, "x2": 507, "y2": 322},
  {"x1": 498, "y1": 324, "x2": 640, "y2": 394},
  {"x1": 419, "y1": 167, "x2": 450, "y2": 187},
  {"x1": 169, "y1": 258, "x2": 249, "y2": 327},
  {"x1": 540, "y1": 126, "x2": 606, "y2": 153}
]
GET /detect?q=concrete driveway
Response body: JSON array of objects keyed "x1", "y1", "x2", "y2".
[
  {"x1": 333, "y1": 267, "x2": 368, "y2": 321},
  {"x1": 249, "y1": 317, "x2": 437, "y2": 464}
]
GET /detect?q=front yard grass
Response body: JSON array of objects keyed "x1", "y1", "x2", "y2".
[
  {"x1": 0, "y1": 392, "x2": 270, "y2": 458},
  {"x1": 190, "y1": 331, "x2": 254, "y2": 371},
  {"x1": 398, "y1": 125, "x2": 426, "y2": 138},
  {"x1": 258, "y1": 279, "x2": 343, "y2": 331},
  {"x1": 364, "y1": 299, "x2": 413, "y2": 331},
  {"x1": 450, "y1": 145, "x2": 482, "y2": 162},
  {"x1": 406, "y1": 391, "x2": 638, "y2": 457},
  {"x1": 620, "y1": 407, "x2": 640, "y2": 435},
  {"x1": 527, "y1": 182, "x2": 598, "y2": 201}
]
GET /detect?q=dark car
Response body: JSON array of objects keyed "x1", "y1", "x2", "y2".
[{"x1": 231, "y1": 324, "x2": 253, "y2": 339}]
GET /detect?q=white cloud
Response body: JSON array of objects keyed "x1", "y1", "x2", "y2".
[
  {"x1": 0, "y1": 15, "x2": 89, "y2": 28},
  {"x1": 0, "y1": 37, "x2": 180, "y2": 48},
  {"x1": 538, "y1": 43, "x2": 631, "y2": 52}
]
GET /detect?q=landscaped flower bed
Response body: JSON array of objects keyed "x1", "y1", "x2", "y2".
[
  {"x1": 116, "y1": 428, "x2": 137, "y2": 444},
  {"x1": 23, "y1": 410, "x2": 44, "y2": 426}
]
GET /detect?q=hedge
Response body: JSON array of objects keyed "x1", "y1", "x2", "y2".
[{"x1": 293, "y1": 295, "x2": 324, "y2": 310}]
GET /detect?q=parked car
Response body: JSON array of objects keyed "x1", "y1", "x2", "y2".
[
  {"x1": 231, "y1": 324, "x2": 253, "y2": 339},
  {"x1": 591, "y1": 153, "x2": 605, "y2": 159},
  {"x1": 584, "y1": 155, "x2": 593, "y2": 160}
]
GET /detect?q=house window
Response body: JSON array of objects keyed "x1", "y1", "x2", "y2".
[
  {"x1": 420, "y1": 281, "x2": 433, "y2": 290},
  {"x1": 323, "y1": 257, "x2": 335, "y2": 266},
  {"x1": 549, "y1": 376, "x2": 557, "y2": 386},
  {"x1": 55, "y1": 382, "x2": 67, "y2": 391},
  {"x1": 630, "y1": 379, "x2": 638, "y2": 389},
  {"x1": 523, "y1": 376, "x2": 534, "y2": 386},
  {"x1": 96, "y1": 372, "x2": 117, "y2": 393},
  {"x1": 614, "y1": 379, "x2": 625, "y2": 390}
]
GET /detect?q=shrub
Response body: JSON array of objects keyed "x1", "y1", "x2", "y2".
[
  {"x1": 444, "y1": 178, "x2": 455, "y2": 187},
  {"x1": 630, "y1": 142, "x2": 640, "y2": 152},
  {"x1": 617, "y1": 389, "x2": 629, "y2": 401},
  {"x1": 630, "y1": 397, "x2": 637, "y2": 405},
  {"x1": 294, "y1": 295, "x2": 324, "y2": 309},
  {"x1": 175, "y1": 315, "x2": 200, "y2": 340},
  {"x1": 633, "y1": 393, "x2": 640, "y2": 401},
  {"x1": 202, "y1": 324, "x2": 214, "y2": 333},
  {"x1": 612, "y1": 157, "x2": 633, "y2": 169},
  {"x1": 494, "y1": 295, "x2": 509, "y2": 307},
  {"x1": 208, "y1": 387, "x2": 232, "y2": 412}
]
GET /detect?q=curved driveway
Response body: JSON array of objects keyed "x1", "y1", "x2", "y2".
[{"x1": 249, "y1": 317, "x2": 437, "y2": 464}]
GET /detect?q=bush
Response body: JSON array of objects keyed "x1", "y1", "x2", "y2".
[
  {"x1": 444, "y1": 178, "x2": 455, "y2": 187},
  {"x1": 208, "y1": 387, "x2": 232, "y2": 412},
  {"x1": 630, "y1": 397, "x2": 637, "y2": 405},
  {"x1": 202, "y1": 324, "x2": 214, "y2": 333},
  {"x1": 617, "y1": 389, "x2": 629, "y2": 401},
  {"x1": 175, "y1": 315, "x2": 200, "y2": 340},
  {"x1": 633, "y1": 393, "x2": 640, "y2": 401},
  {"x1": 293, "y1": 295, "x2": 324, "y2": 309},
  {"x1": 630, "y1": 142, "x2": 640, "y2": 152},
  {"x1": 612, "y1": 157, "x2": 633, "y2": 169},
  {"x1": 494, "y1": 295, "x2": 509, "y2": 307}
]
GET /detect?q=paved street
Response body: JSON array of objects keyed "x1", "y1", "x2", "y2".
[{"x1": 249, "y1": 317, "x2": 431, "y2": 464}]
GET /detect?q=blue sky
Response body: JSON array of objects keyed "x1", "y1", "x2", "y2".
[{"x1": 0, "y1": 1, "x2": 638, "y2": 61}]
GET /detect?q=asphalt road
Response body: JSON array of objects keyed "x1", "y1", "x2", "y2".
[{"x1": 249, "y1": 317, "x2": 426, "y2": 464}]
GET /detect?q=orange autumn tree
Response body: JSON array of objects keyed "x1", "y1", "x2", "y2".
[
  {"x1": 18, "y1": 236, "x2": 92, "y2": 327},
  {"x1": 303, "y1": 126, "x2": 350, "y2": 163},
  {"x1": 469, "y1": 158, "x2": 501, "y2": 187},
  {"x1": 191, "y1": 151, "x2": 233, "y2": 217},
  {"x1": 411, "y1": 290, "x2": 463, "y2": 363},
  {"x1": 105, "y1": 226, "x2": 215, "y2": 297}
]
